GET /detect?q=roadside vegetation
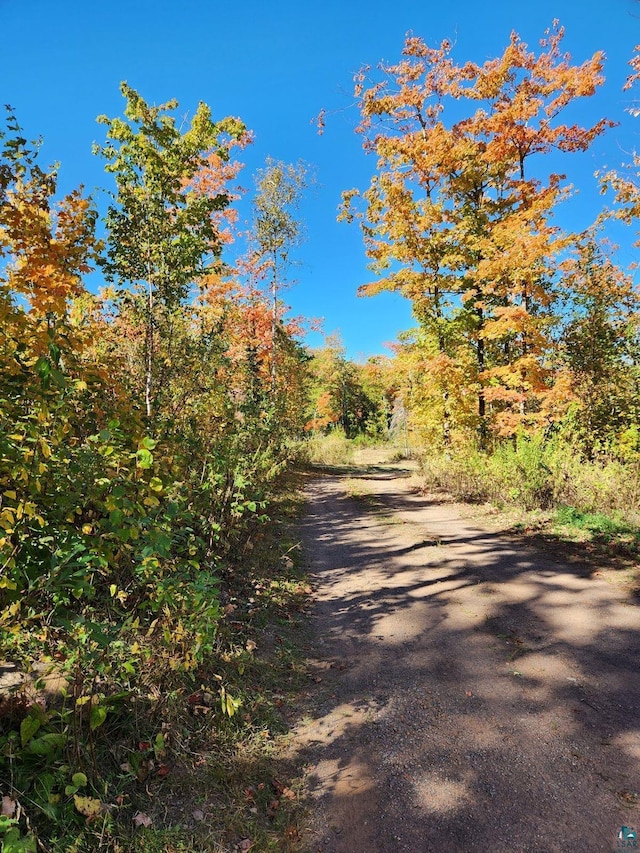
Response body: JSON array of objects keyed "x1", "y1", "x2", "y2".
[
  {"x1": 338, "y1": 26, "x2": 640, "y2": 585},
  {"x1": 418, "y1": 440, "x2": 640, "y2": 588},
  {"x1": 0, "y1": 86, "x2": 315, "y2": 852}
]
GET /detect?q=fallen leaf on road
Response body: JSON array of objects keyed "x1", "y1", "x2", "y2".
[{"x1": 616, "y1": 790, "x2": 639, "y2": 807}]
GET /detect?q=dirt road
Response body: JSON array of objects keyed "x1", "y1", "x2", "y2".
[{"x1": 290, "y1": 452, "x2": 640, "y2": 852}]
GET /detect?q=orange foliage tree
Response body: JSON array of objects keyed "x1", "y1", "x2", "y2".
[{"x1": 341, "y1": 23, "x2": 612, "y2": 445}]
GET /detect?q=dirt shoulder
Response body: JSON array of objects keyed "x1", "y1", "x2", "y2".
[{"x1": 287, "y1": 451, "x2": 640, "y2": 853}]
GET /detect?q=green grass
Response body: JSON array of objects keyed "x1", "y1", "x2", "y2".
[
  {"x1": 553, "y1": 505, "x2": 640, "y2": 548},
  {"x1": 547, "y1": 505, "x2": 640, "y2": 563}
]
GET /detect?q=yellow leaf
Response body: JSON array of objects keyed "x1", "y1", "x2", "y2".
[
  {"x1": 0, "y1": 601, "x2": 21, "y2": 622},
  {"x1": 3, "y1": 491, "x2": 16, "y2": 500},
  {"x1": 73, "y1": 794, "x2": 103, "y2": 819},
  {"x1": 82, "y1": 524, "x2": 93, "y2": 535}
]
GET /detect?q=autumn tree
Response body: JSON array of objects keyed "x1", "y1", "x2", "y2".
[
  {"x1": 94, "y1": 84, "x2": 246, "y2": 425},
  {"x1": 560, "y1": 234, "x2": 640, "y2": 456},
  {"x1": 388, "y1": 327, "x2": 478, "y2": 449},
  {"x1": 306, "y1": 336, "x2": 386, "y2": 437},
  {"x1": 0, "y1": 105, "x2": 98, "y2": 476},
  {"x1": 341, "y1": 23, "x2": 612, "y2": 445},
  {"x1": 250, "y1": 158, "x2": 311, "y2": 390}
]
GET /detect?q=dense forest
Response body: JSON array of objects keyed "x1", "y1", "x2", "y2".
[{"x1": 2, "y1": 22, "x2": 640, "y2": 851}]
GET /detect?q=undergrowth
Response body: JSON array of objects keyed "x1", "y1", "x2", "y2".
[
  {"x1": 302, "y1": 431, "x2": 402, "y2": 469},
  {"x1": 0, "y1": 478, "x2": 310, "y2": 853},
  {"x1": 419, "y1": 434, "x2": 640, "y2": 559},
  {"x1": 302, "y1": 429, "x2": 355, "y2": 467}
]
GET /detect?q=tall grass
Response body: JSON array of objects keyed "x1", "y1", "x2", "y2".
[
  {"x1": 302, "y1": 428, "x2": 355, "y2": 466},
  {"x1": 419, "y1": 434, "x2": 640, "y2": 525}
]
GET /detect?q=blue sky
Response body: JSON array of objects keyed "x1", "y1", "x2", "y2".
[{"x1": 3, "y1": 0, "x2": 640, "y2": 359}]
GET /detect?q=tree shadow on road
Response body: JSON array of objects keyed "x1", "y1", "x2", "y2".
[{"x1": 289, "y1": 467, "x2": 640, "y2": 852}]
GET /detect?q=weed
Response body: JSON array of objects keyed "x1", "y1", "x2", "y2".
[
  {"x1": 302, "y1": 430, "x2": 355, "y2": 466},
  {"x1": 552, "y1": 506, "x2": 640, "y2": 552},
  {"x1": 419, "y1": 436, "x2": 640, "y2": 529}
]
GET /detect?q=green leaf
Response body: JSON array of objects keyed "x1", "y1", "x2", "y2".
[
  {"x1": 136, "y1": 449, "x2": 153, "y2": 469},
  {"x1": 1, "y1": 828, "x2": 37, "y2": 853},
  {"x1": 50, "y1": 367, "x2": 66, "y2": 388},
  {"x1": 140, "y1": 437, "x2": 157, "y2": 451},
  {"x1": 34, "y1": 357, "x2": 50, "y2": 379},
  {"x1": 153, "y1": 732, "x2": 166, "y2": 760},
  {"x1": 27, "y1": 733, "x2": 65, "y2": 755},
  {"x1": 0, "y1": 816, "x2": 19, "y2": 834},
  {"x1": 20, "y1": 714, "x2": 41, "y2": 747},
  {"x1": 90, "y1": 704, "x2": 107, "y2": 731},
  {"x1": 149, "y1": 476, "x2": 163, "y2": 492},
  {"x1": 72, "y1": 772, "x2": 88, "y2": 788}
]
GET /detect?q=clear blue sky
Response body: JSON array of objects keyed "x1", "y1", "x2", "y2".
[{"x1": 3, "y1": 0, "x2": 640, "y2": 359}]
